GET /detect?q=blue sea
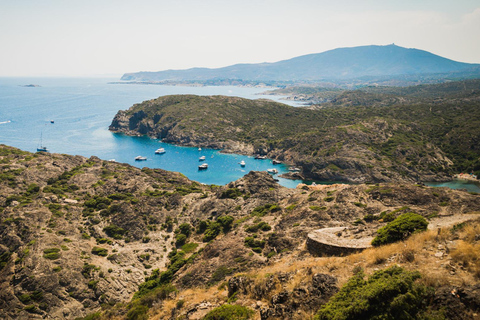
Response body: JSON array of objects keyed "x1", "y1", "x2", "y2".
[
  {"x1": 1, "y1": 77, "x2": 479, "y2": 192},
  {"x1": 0, "y1": 77, "x2": 307, "y2": 187}
]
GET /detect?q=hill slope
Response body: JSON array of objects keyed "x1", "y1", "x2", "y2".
[
  {"x1": 109, "y1": 80, "x2": 480, "y2": 183},
  {"x1": 1, "y1": 145, "x2": 479, "y2": 319},
  {"x1": 121, "y1": 44, "x2": 479, "y2": 82}
]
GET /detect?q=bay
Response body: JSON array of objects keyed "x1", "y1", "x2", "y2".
[
  {"x1": 0, "y1": 77, "x2": 303, "y2": 187},
  {"x1": 1, "y1": 77, "x2": 478, "y2": 191},
  {"x1": 425, "y1": 180, "x2": 480, "y2": 193}
]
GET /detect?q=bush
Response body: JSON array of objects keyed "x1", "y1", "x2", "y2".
[
  {"x1": 251, "y1": 203, "x2": 281, "y2": 217},
  {"x1": 103, "y1": 224, "x2": 126, "y2": 239},
  {"x1": 203, "y1": 304, "x2": 254, "y2": 320},
  {"x1": 91, "y1": 247, "x2": 108, "y2": 257},
  {"x1": 175, "y1": 234, "x2": 187, "y2": 247},
  {"x1": 196, "y1": 220, "x2": 209, "y2": 234},
  {"x1": 43, "y1": 248, "x2": 60, "y2": 260},
  {"x1": 220, "y1": 188, "x2": 243, "y2": 199},
  {"x1": 245, "y1": 221, "x2": 271, "y2": 233},
  {"x1": 244, "y1": 237, "x2": 265, "y2": 249},
  {"x1": 181, "y1": 242, "x2": 198, "y2": 253},
  {"x1": 315, "y1": 266, "x2": 437, "y2": 320},
  {"x1": 372, "y1": 212, "x2": 428, "y2": 247},
  {"x1": 126, "y1": 304, "x2": 148, "y2": 320},
  {"x1": 209, "y1": 266, "x2": 234, "y2": 284},
  {"x1": 217, "y1": 215, "x2": 234, "y2": 232},
  {"x1": 203, "y1": 222, "x2": 222, "y2": 242},
  {"x1": 177, "y1": 223, "x2": 192, "y2": 237}
]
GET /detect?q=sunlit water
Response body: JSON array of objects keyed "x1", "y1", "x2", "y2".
[
  {"x1": 1, "y1": 77, "x2": 478, "y2": 191},
  {"x1": 425, "y1": 180, "x2": 480, "y2": 193},
  {"x1": 0, "y1": 77, "x2": 305, "y2": 187}
]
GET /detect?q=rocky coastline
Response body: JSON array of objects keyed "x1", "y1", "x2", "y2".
[{"x1": 109, "y1": 105, "x2": 454, "y2": 185}]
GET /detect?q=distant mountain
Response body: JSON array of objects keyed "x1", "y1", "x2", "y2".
[{"x1": 121, "y1": 44, "x2": 480, "y2": 82}]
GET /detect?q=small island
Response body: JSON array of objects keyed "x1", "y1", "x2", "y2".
[{"x1": 20, "y1": 84, "x2": 41, "y2": 87}]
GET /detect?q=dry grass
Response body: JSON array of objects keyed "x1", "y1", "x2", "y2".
[
  {"x1": 152, "y1": 219, "x2": 480, "y2": 320},
  {"x1": 149, "y1": 285, "x2": 228, "y2": 320}
]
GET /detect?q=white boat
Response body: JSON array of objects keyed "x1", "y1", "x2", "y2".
[
  {"x1": 36, "y1": 132, "x2": 48, "y2": 152},
  {"x1": 135, "y1": 156, "x2": 147, "y2": 161},
  {"x1": 272, "y1": 160, "x2": 281, "y2": 165},
  {"x1": 198, "y1": 147, "x2": 202, "y2": 151},
  {"x1": 199, "y1": 156, "x2": 206, "y2": 161},
  {"x1": 155, "y1": 148, "x2": 166, "y2": 154},
  {"x1": 50, "y1": 120, "x2": 54, "y2": 124},
  {"x1": 289, "y1": 167, "x2": 301, "y2": 172},
  {"x1": 267, "y1": 168, "x2": 278, "y2": 174},
  {"x1": 255, "y1": 155, "x2": 267, "y2": 160},
  {"x1": 239, "y1": 160, "x2": 246, "y2": 167},
  {"x1": 198, "y1": 163, "x2": 208, "y2": 170}
]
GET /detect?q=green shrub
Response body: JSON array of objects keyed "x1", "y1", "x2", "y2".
[
  {"x1": 251, "y1": 203, "x2": 280, "y2": 217},
  {"x1": 220, "y1": 188, "x2": 243, "y2": 199},
  {"x1": 43, "y1": 248, "x2": 60, "y2": 260},
  {"x1": 203, "y1": 304, "x2": 254, "y2": 320},
  {"x1": 175, "y1": 234, "x2": 187, "y2": 247},
  {"x1": 103, "y1": 224, "x2": 126, "y2": 239},
  {"x1": 363, "y1": 214, "x2": 380, "y2": 222},
  {"x1": 126, "y1": 304, "x2": 148, "y2": 320},
  {"x1": 217, "y1": 215, "x2": 234, "y2": 232},
  {"x1": 0, "y1": 251, "x2": 12, "y2": 271},
  {"x1": 77, "y1": 312, "x2": 102, "y2": 320},
  {"x1": 177, "y1": 223, "x2": 192, "y2": 237},
  {"x1": 244, "y1": 237, "x2": 265, "y2": 249},
  {"x1": 203, "y1": 222, "x2": 222, "y2": 242},
  {"x1": 372, "y1": 212, "x2": 428, "y2": 247},
  {"x1": 245, "y1": 221, "x2": 271, "y2": 233},
  {"x1": 209, "y1": 266, "x2": 234, "y2": 284},
  {"x1": 196, "y1": 220, "x2": 209, "y2": 234},
  {"x1": 91, "y1": 247, "x2": 108, "y2": 257},
  {"x1": 315, "y1": 266, "x2": 439, "y2": 320},
  {"x1": 181, "y1": 242, "x2": 199, "y2": 253}
]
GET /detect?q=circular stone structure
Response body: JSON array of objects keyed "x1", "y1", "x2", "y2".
[{"x1": 307, "y1": 227, "x2": 373, "y2": 256}]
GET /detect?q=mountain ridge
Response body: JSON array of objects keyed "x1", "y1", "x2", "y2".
[{"x1": 121, "y1": 44, "x2": 480, "y2": 82}]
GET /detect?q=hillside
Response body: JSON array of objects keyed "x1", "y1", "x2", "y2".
[
  {"x1": 1, "y1": 145, "x2": 480, "y2": 319},
  {"x1": 109, "y1": 80, "x2": 480, "y2": 183},
  {"x1": 121, "y1": 44, "x2": 480, "y2": 82}
]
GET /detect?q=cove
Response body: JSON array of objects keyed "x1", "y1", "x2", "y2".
[{"x1": 108, "y1": 134, "x2": 303, "y2": 188}]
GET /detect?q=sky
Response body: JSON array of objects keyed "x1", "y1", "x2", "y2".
[{"x1": 0, "y1": 0, "x2": 479, "y2": 77}]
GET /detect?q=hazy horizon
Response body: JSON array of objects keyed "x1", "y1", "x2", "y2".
[{"x1": 1, "y1": 0, "x2": 479, "y2": 77}]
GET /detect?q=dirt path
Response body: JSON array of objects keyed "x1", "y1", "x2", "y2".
[{"x1": 428, "y1": 213, "x2": 480, "y2": 230}]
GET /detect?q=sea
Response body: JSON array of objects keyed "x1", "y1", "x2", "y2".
[
  {"x1": 0, "y1": 77, "x2": 307, "y2": 188},
  {"x1": 1, "y1": 77, "x2": 479, "y2": 192}
]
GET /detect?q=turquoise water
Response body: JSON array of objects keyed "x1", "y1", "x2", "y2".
[
  {"x1": 0, "y1": 77, "x2": 302, "y2": 187},
  {"x1": 425, "y1": 180, "x2": 480, "y2": 193},
  {"x1": 1, "y1": 77, "x2": 478, "y2": 191}
]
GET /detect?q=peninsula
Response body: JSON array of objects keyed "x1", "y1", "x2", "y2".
[{"x1": 109, "y1": 79, "x2": 480, "y2": 184}]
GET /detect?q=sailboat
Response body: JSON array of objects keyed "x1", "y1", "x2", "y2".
[{"x1": 36, "y1": 132, "x2": 48, "y2": 152}]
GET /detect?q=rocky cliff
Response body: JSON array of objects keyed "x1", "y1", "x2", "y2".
[{"x1": 109, "y1": 87, "x2": 480, "y2": 183}]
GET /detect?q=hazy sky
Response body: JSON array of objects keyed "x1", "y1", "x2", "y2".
[{"x1": 1, "y1": 0, "x2": 479, "y2": 77}]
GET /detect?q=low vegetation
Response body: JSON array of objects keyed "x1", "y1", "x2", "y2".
[
  {"x1": 203, "y1": 304, "x2": 254, "y2": 320},
  {"x1": 371, "y1": 212, "x2": 428, "y2": 246},
  {"x1": 315, "y1": 266, "x2": 440, "y2": 319}
]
